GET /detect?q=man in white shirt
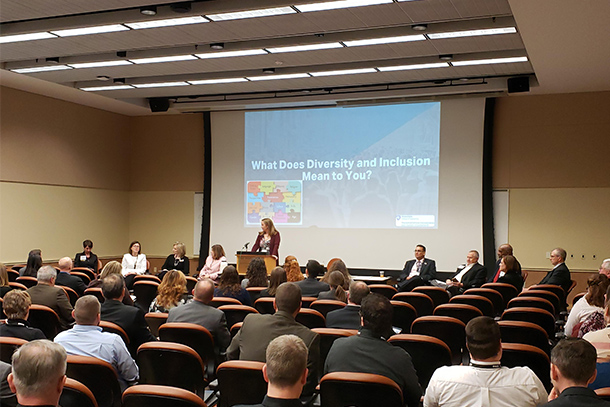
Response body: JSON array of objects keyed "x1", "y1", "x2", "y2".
[
  {"x1": 445, "y1": 250, "x2": 487, "y2": 296},
  {"x1": 424, "y1": 316, "x2": 547, "y2": 407},
  {"x1": 54, "y1": 295, "x2": 139, "y2": 390}
]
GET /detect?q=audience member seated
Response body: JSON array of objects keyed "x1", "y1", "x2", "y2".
[
  {"x1": 0, "y1": 360, "x2": 16, "y2": 407},
  {"x1": 0, "y1": 290, "x2": 46, "y2": 340},
  {"x1": 544, "y1": 338, "x2": 610, "y2": 406},
  {"x1": 538, "y1": 248, "x2": 572, "y2": 294},
  {"x1": 489, "y1": 244, "x2": 522, "y2": 283},
  {"x1": 565, "y1": 274, "x2": 609, "y2": 337},
  {"x1": 496, "y1": 255, "x2": 524, "y2": 292},
  {"x1": 0, "y1": 263, "x2": 14, "y2": 298},
  {"x1": 445, "y1": 250, "x2": 487, "y2": 296},
  {"x1": 321, "y1": 259, "x2": 351, "y2": 290},
  {"x1": 326, "y1": 281, "x2": 370, "y2": 330},
  {"x1": 424, "y1": 316, "x2": 547, "y2": 407},
  {"x1": 149, "y1": 269, "x2": 191, "y2": 313},
  {"x1": 599, "y1": 259, "x2": 610, "y2": 279},
  {"x1": 215, "y1": 266, "x2": 252, "y2": 306},
  {"x1": 121, "y1": 241, "x2": 147, "y2": 288},
  {"x1": 7, "y1": 340, "x2": 67, "y2": 407},
  {"x1": 167, "y1": 278, "x2": 231, "y2": 352},
  {"x1": 27, "y1": 266, "x2": 74, "y2": 330},
  {"x1": 583, "y1": 299, "x2": 610, "y2": 390},
  {"x1": 19, "y1": 249, "x2": 42, "y2": 278},
  {"x1": 324, "y1": 293, "x2": 422, "y2": 407},
  {"x1": 283, "y1": 256, "x2": 304, "y2": 283},
  {"x1": 54, "y1": 295, "x2": 139, "y2": 390},
  {"x1": 295, "y1": 260, "x2": 329, "y2": 297},
  {"x1": 227, "y1": 282, "x2": 320, "y2": 397},
  {"x1": 235, "y1": 335, "x2": 308, "y2": 407},
  {"x1": 56, "y1": 257, "x2": 87, "y2": 297},
  {"x1": 159, "y1": 241, "x2": 190, "y2": 279},
  {"x1": 260, "y1": 267, "x2": 287, "y2": 298},
  {"x1": 199, "y1": 244, "x2": 228, "y2": 281},
  {"x1": 88, "y1": 261, "x2": 134, "y2": 306},
  {"x1": 318, "y1": 271, "x2": 347, "y2": 302},
  {"x1": 100, "y1": 274, "x2": 156, "y2": 356},
  {"x1": 73, "y1": 239, "x2": 99, "y2": 273},
  {"x1": 242, "y1": 258, "x2": 269, "y2": 290},
  {"x1": 396, "y1": 244, "x2": 437, "y2": 292}
]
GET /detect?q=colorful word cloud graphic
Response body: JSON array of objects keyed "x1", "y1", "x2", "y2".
[{"x1": 247, "y1": 181, "x2": 302, "y2": 225}]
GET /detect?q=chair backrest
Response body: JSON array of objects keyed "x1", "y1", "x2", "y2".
[
  {"x1": 84, "y1": 287, "x2": 105, "y2": 303},
  {"x1": 122, "y1": 384, "x2": 207, "y2": 407},
  {"x1": 7, "y1": 269, "x2": 19, "y2": 282},
  {"x1": 390, "y1": 300, "x2": 417, "y2": 333},
  {"x1": 528, "y1": 284, "x2": 566, "y2": 306},
  {"x1": 158, "y1": 322, "x2": 216, "y2": 380},
  {"x1": 133, "y1": 281, "x2": 159, "y2": 312},
  {"x1": 185, "y1": 277, "x2": 197, "y2": 294},
  {"x1": 501, "y1": 307, "x2": 556, "y2": 337},
  {"x1": 137, "y1": 341, "x2": 207, "y2": 397},
  {"x1": 134, "y1": 275, "x2": 162, "y2": 284},
  {"x1": 98, "y1": 260, "x2": 103, "y2": 272},
  {"x1": 368, "y1": 284, "x2": 398, "y2": 299},
  {"x1": 596, "y1": 387, "x2": 610, "y2": 401},
  {"x1": 99, "y1": 320, "x2": 130, "y2": 345},
  {"x1": 218, "y1": 304, "x2": 259, "y2": 329},
  {"x1": 411, "y1": 316, "x2": 466, "y2": 364},
  {"x1": 500, "y1": 343, "x2": 551, "y2": 391},
  {"x1": 72, "y1": 268, "x2": 96, "y2": 281},
  {"x1": 310, "y1": 299, "x2": 346, "y2": 317},
  {"x1": 433, "y1": 303, "x2": 483, "y2": 325},
  {"x1": 27, "y1": 304, "x2": 62, "y2": 339},
  {"x1": 508, "y1": 296, "x2": 555, "y2": 315},
  {"x1": 567, "y1": 279, "x2": 577, "y2": 295},
  {"x1": 295, "y1": 308, "x2": 326, "y2": 329},
  {"x1": 209, "y1": 297, "x2": 242, "y2": 308},
  {"x1": 391, "y1": 292, "x2": 434, "y2": 316},
  {"x1": 481, "y1": 283, "x2": 519, "y2": 308},
  {"x1": 320, "y1": 372, "x2": 403, "y2": 407},
  {"x1": 301, "y1": 297, "x2": 317, "y2": 308},
  {"x1": 520, "y1": 290, "x2": 560, "y2": 314},
  {"x1": 61, "y1": 286, "x2": 80, "y2": 306},
  {"x1": 60, "y1": 377, "x2": 99, "y2": 407},
  {"x1": 245, "y1": 286, "x2": 266, "y2": 303},
  {"x1": 16, "y1": 276, "x2": 38, "y2": 288},
  {"x1": 66, "y1": 354, "x2": 122, "y2": 407},
  {"x1": 0, "y1": 336, "x2": 27, "y2": 364},
  {"x1": 498, "y1": 320, "x2": 550, "y2": 355},
  {"x1": 449, "y1": 294, "x2": 494, "y2": 317},
  {"x1": 230, "y1": 322, "x2": 243, "y2": 338},
  {"x1": 216, "y1": 361, "x2": 266, "y2": 407},
  {"x1": 413, "y1": 286, "x2": 450, "y2": 307},
  {"x1": 463, "y1": 288, "x2": 504, "y2": 315},
  {"x1": 145, "y1": 312, "x2": 168, "y2": 337},
  {"x1": 572, "y1": 292, "x2": 586, "y2": 308},
  {"x1": 388, "y1": 334, "x2": 452, "y2": 390},
  {"x1": 70, "y1": 271, "x2": 92, "y2": 285},
  {"x1": 253, "y1": 297, "x2": 276, "y2": 314},
  {"x1": 8, "y1": 281, "x2": 28, "y2": 290},
  {"x1": 312, "y1": 328, "x2": 358, "y2": 371}
]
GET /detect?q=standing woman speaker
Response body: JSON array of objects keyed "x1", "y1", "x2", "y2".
[{"x1": 251, "y1": 217, "x2": 281, "y2": 265}]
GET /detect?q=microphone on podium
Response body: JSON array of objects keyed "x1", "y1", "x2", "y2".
[{"x1": 242, "y1": 242, "x2": 250, "y2": 251}]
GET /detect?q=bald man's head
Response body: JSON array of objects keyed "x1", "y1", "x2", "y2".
[
  {"x1": 194, "y1": 278, "x2": 215, "y2": 304},
  {"x1": 58, "y1": 257, "x2": 72, "y2": 272}
]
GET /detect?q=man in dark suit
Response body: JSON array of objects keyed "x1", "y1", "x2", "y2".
[
  {"x1": 167, "y1": 278, "x2": 231, "y2": 352},
  {"x1": 326, "y1": 281, "x2": 370, "y2": 330},
  {"x1": 446, "y1": 250, "x2": 487, "y2": 296},
  {"x1": 488, "y1": 244, "x2": 522, "y2": 282},
  {"x1": 294, "y1": 260, "x2": 329, "y2": 297},
  {"x1": 396, "y1": 244, "x2": 437, "y2": 292},
  {"x1": 55, "y1": 257, "x2": 87, "y2": 297},
  {"x1": 26, "y1": 265, "x2": 74, "y2": 330},
  {"x1": 538, "y1": 248, "x2": 572, "y2": 294},
  {"x1": 100, "y1": 274, "x2": 156, "y2": 356},
  {"x1": 544, "y1": 338, "x2": 609, "y2": 406},
  {"x1": 227, "y1": 282, "x2": 319, "y2": 397},
  {"x1": 0, "y1": 361, "x2": 16, "y2": 407}
]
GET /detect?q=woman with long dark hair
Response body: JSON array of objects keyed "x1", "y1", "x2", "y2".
[
  {"x1": 214, "y1": 266, "x2": 251, "y2": 306},
  {"x1": 260, "y1": 267, "x2": 287, "y2": 297}
]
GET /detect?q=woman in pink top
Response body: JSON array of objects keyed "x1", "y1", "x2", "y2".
[{"x1": 199, "y1": 244, "x2": 227, "y2": 281}]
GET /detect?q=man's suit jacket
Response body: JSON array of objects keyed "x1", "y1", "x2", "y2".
[
  {"x1": 101, "y1": 299, "x2": 156, "y2": 356},
  {"x1": 539, "y1": 263, "x2": 571, "y2": 294},
  {"x1": 27, "y1": 284, "x2": 74, "y2": 329},
  {"x1": 295, "y1": 277, "x2": 330, "y2": 297},
  {"x1": 325, "y1": 304, "x2": 361, "y2": 330},
  {"x1": 398, "y1": 258, "x2": 436, "y2": 283},
  {"x1": 0, "y1": 361, "x2": 16, "y2": 407},
  {"x1": 167, "y1": 300, "x2": 231, "y2": 352},
  {"x1": 56, "y1": 271, "x2": 87, "y2": 296},
  {"x1": 450, "y1": 263, "x2": 487, "y2": 290},
  {"x1": 227, "y1": 310, "x2": 320, "y2": 396},
  {"x1": 542, "y1": 386, "x2": 610, "y2": 407}
]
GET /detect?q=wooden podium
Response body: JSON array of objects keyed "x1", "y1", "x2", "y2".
[{"x1": 236, "y1": 252, "x2": 276, "y2": 275}]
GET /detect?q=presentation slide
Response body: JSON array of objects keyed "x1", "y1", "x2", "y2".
[{"x1": 244, "y1": 103, "x2": 440, "y2": 229}]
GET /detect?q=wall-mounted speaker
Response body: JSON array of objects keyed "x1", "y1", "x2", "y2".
[
  {"x1": 507, "y1": 77, "x2": 530, "y2": 93},
  {"x1": 148, "y1": 97, "x2": 170, "y2": 112}
]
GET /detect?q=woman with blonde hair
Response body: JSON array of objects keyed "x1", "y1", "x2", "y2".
[
  {"x1": 318, "y1": 270, "x2": 348, "y2": 303},
  {"x1": 150, "y1": 269, "x2": 191, "y2": 313},
  {"x1": 88, "y1": 260, "x2": 134, "y2": 306},
  {"x1": 283, "y1": 255, "x2": 304, "y2": 282},
  {"x1": 251, "y1": 217, "x2": 281, "y2": 265},
  {"x1": 0, "y1": 262, "x2": 14, "y2": 298},
  {"x1": 161, "y1": 241, "x2": 190, "y2": 276},
  {"x1": 199, "y1": 244, "x2": 228, "y2": 281},
  {"x1": 321, "y1": 259, "x2": 351, "y2": 290}
]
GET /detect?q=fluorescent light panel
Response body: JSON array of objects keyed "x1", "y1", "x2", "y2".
[
  {"x1": 343, "y1": 34, "x2": 425, "y2": 47},
  {"x1": 266, "y1": 42, "x2": 343, "y2": 53},
  {"x1": 129, "y1": 55, "x2": 198, "y2": 64},
  {"x1": 427, "y1": 27, "x2": 517, "y2": 40},
  {"x1": 133, "y1": 81, "x2": 190, "y2": 88},
  {"x1": 11, "y1": 65, "x2": 72, "y2": 73},
  {"x1": 295, "y1": 0, "x2": 392, "y2": 12},
  {"x1": 206, "y1": 7, "x2": 295, "y2": 21},
  {"x1": 0, "y1": 32, "x2": 57, "y2": 44},
  {"x1": 188, "y1": 78, "x2": 248, "y2": 85},
  {"x1": 310, "y1": 67, "x2": 377, "y2": 76},
  {"x1": 378, "y1": 62, "x2": 449, "y2": 71},
  {"x1": 69, "y1": 60, "x2": 133, "y2": 69},
  {"x1": 81, "y1": 85, "x2": 134, "y2": 91},
  {"x1": 451, "y1": 56, "x2": 528, "y2": 66},
  {"x1": 125, "y1": 16, "x2": 207, "y2": 29},
  {"x1": 247, "y1": 73, "x2": 310, "y2": 81},
  {"x1": 51, "y1": 24, "x2": 129, "y2": 37},
  {"x1": 195, "y1": 49, "x2": 267, "y2": 59}
]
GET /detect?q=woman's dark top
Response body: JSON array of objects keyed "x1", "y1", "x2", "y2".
[
  {"x1": 161, "y1": 255, "x2": 190, "y2": 276},
  {"x1": 74, "y1": 251, "x2": 99, "y2": 273},
  {"x1": 259, "y1": 288, "x2": 274, "y2": 298},
  {"x1": 497, "y1": 271, "x2": 524, "y2": 292},
  {"x1": 0, "y1": 286, "x2": 13, "y2": 298},
  {"x1": 214, "y1": 287, "x2": 252, "y2": 306},
  {"x1": 0, "y1": 319, "x2": 46, "y2": 340}
]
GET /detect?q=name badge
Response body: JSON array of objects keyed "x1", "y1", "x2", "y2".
[{"x1": 80, "y1": 255, "x2": 87, "y2": 261}]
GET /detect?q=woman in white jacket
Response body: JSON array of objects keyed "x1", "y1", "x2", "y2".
[{"x1": 122, "y1": 240, "x2": 147, "y2": 288}]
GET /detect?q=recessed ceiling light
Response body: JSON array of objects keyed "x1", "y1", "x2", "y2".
[
  {"x1": 45, "y1": 57, "x2": 60, "y2": 64},
  {"x1": 188, "y1": 78, "x2": 248, "y2": 85},
  {"x1": 343, "y1": 34, "x2": 425, "y2": 47},
  {"x1": 266, "y1": 42, "x2": 343, "y2": 53},
  {"x1": 210, "y1": 43, "x2": 225, "y2": 50},
  {"x1": 114, "y1": 78, "x2": 126, "y2": 84},
  {"x1": 206, "y1": 7, "x2": 296, "y2": 21},
  {"x1": 132, "y1": 81, "x2": 190, "y2": 88},
  {"x1": 11, "y1": 65, "x2": 72, "y2": 73},
  {"x1": 69, "y1": 60, "x2": 133, "y2": 69},
  {"x1": 0, "y1": 32, "x2": 57, "y2": 44},
  {"x1": 129, "y1": 55, "x2": 197, "y2": 64},
  {"x1": 412, "y1": 24, "x2": 427, "y2": 31},
  {"x1": 294, "y1": 0, "x2": 392, "y2": 13},
  {"x1": 51, "y1": 24, "x2": 129, "y2": 37},
  {"x1": 140, "y1": 6, "x2": 157, "y2": 16},
  {"x1": 81, "y1": 85, "x2": 134, "y2": 91},
  {"x1": 96, "y1": 75, "x2": 111, "y2": 81},
  {"x1": 247, "y1": 73, "x2": 310, "y2": 81},
  {"x1": 377, "y1": 62, "x2": 449, "y2": 71},
  {"x1": 439, "y1": 54, "x2": 453, "y2": 61},
  {"x1": 195, "y1": 49, "x2": 267, "y2": 59},
  {"x1": 310, "y1": 67, "x2": 377, "y2": 77},
  {"x1": 125, "y1": 16, "x2": 207, "y2": 29},
  {"x1": 451, "y1": 56, "x2": 528, "y2": 66},
  {"x1": 427, "y1": 27, "x2": 517, "y2": 40},
  {"x1": 262, "y1": 68, "x2": 276, "y2": 74}
]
